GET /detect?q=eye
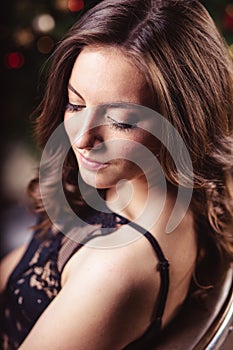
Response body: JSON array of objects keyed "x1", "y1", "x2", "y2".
[
  {"x1": 65, "y1": 102, "x2": 86, "y2": 112},
  {"x1": 109, "y1": 120, "x2": 137, "y2": 132},
  {"x1": 107, "y1": 116, "x2": 137, "y2": 132}
]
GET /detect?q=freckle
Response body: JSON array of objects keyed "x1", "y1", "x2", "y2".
[
  {"x1": 18, "y1": 296, "x2": 23, "y2": 304},
  {"x1": 37, "y1": 299, "x2": 42, "y2": 304},
  {"x1": 14, "y1": 289, "x2": 20, "y2": 295}
]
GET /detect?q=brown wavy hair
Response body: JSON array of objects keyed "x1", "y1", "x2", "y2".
[{"x1": 28, "y1": 0, "x2": 233, "y2": 268}]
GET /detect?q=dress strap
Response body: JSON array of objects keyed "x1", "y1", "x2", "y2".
[
  {"x1": 118, "y1": 218, "x2": 170, "y2": 350},
  {"x1": 123, "y1": 219, "x2": 170, "y2": 322}
]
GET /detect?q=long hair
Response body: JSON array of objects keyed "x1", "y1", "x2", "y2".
[{"x1": 28, "y1": 0, "x2": 233, "y2": 266}]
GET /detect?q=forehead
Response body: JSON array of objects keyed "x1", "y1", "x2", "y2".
[{"x1": 68, "y1": 45, "x2": 153, "y2": 107}]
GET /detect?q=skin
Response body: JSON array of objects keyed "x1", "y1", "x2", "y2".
[
  {"x1": 64, "y1": 46, "x2": 166, "y2": 222},
  {"x1": 0, "y1": 46, "x2": 197, "y2": 349},
  {"x1": 64, "y1": 46, "x2": 157, "y2": 191}
]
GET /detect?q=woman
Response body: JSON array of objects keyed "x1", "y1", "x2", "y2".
[{"x1": 1, "y1": 0, "x2": 233, "y2": 349}]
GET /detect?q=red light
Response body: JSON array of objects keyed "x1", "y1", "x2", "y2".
[
  {"x1": 5, "y1": 52, "x2": 25, "y2": 69},
  {"x1": 68, "y1": 0, "x2": 84, "y2": 12}
]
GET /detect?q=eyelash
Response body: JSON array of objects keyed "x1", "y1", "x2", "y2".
[
  {"x1": 65, "y1": 104, "x2": 136, "y2": 132},
  {"x1": 66, "y1": 102, "x2": 86, "y2": 112},
  {"x1": 110, "y1": 121, "x2": 136, "y2": 132}
]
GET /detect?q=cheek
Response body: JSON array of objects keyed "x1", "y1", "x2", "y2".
[
  {"x1": 103, "y1": 131, "x2": 157, "y2": 168},
  {"x1": 118, "y1": 133, "x2": 157, "y2": 158},
  {"x1": 105, "y1": 139, "x2": 139, "y2": 162},
  {"x1": 108, "y1": 143, "x2": 150, "y2": 177},
  {"x1": 117, "y1": 134, "x2": 160, "y2": 176},
  {"x1": 118, "y1": 140, "x2": 139, "y2": 157}
]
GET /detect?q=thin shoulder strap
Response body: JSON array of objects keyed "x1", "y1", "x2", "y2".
[
  {"x1": 126, "y1": 219, "x2": 170, "y2": 322},
  {"x1": 119, "y1": 218, "x2": 170, "y2": 349}
]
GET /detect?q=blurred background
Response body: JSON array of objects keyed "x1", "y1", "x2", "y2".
[{"x1": 0, "y1": 0, "x2": 233, "y2": 256}]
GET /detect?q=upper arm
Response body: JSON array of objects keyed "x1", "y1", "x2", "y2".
[
  {"x1": 0, "y1": 244, "x2": 28, "y2": 294},
  {"x1": 18, "y1": 248, "x2": 156, "y2": 350}
]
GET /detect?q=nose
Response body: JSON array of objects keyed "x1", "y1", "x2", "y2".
[
  {"x1": 75, "y1": 128, "x2": 103, "y2": 150},
  {"x1": 66, "y1": 107, "x2": 104, "y2": 151}
]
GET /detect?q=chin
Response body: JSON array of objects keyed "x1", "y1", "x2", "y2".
[{"x1": 79, "y1": 169, "x2": 114, "y2": 189}]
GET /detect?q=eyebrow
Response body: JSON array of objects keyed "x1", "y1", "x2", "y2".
[
  {"x1": 68, "y1": 83, "x2": 85, "y2": 101},
  {"x1": 108, "y1": 102, "x2": 136, "y2": 109}
]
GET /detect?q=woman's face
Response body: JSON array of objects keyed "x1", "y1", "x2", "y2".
[{"x1": 64, "y1": 46, "x2": 158, "y2": 189}]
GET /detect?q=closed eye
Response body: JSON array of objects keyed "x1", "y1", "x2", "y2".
[
  {"x1": 107, "y1": 116, "x2": 137, "y2": 132},
  {"x1": 110, "y1": 121, "x2": 135, "y2": 131},
  {"x1": 65, "y1": 102, "x2": 86, "y2": 112}
]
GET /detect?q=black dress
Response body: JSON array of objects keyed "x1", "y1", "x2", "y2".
[{"x1": 0, "y1": 211, "x2": 169, "y2": 350}]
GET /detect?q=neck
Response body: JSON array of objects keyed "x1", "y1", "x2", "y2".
[{"x1": 106, "y1": 174, "x2": 171, "y2": 231}]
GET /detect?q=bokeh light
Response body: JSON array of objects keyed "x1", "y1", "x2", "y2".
[
  {"x1": 223, "y1": 4, "x2": 233, "y2": 32},
  {"x1": 13, "y1": 29, "x2": 34, "y2": 47},
  {"x1": 4, "y1": 52, "x2": 25, "y2": 69},
  {"x1": 55, "y1": 0, "x2": 69, "y2": 11},
  {"x1": 225, "y1": 4, "x2": 233, "y2": 17},
  {"x1": 32, "y1": 14, "x2": 55, "y2": 33},
  {"x1": 37, "y1": 36, "x2": 54, "y2": 54},
  {"x1": 68, "y1": 0, "x2": 84, "y2": 12}
]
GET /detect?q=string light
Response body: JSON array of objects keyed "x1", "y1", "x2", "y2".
[{"x1": 4, "y1": 52, "x2": 25, "y2": 69}]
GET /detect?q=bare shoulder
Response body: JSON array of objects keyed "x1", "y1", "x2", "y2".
[
  {"x1": 18, "y1": 221, "x2": 196, "y2": 349},
  {"x1": 0, "y1": 244, "x2": 28, "y2": 293},
  {"x1": 19, "y1": 230, "x2": 161, "y2": 350},
  {"x1": 62, "y1": 225, "x2": 161, "y2": 293},
  {"x1": 62, "y1": 226, "x2": 162, "y2": 327}
]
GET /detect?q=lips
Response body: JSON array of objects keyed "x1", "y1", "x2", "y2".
[{"x1": 77, "y1": 151, "x2": 108, "y2": 171}]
